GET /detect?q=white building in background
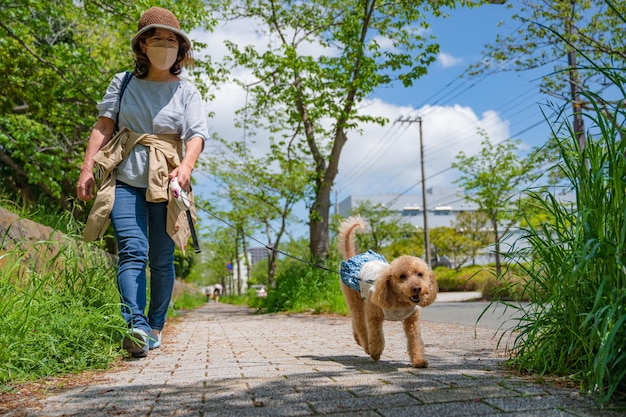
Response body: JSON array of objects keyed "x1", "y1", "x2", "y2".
[
  {"x1": 337, "y1": 187, "x2": 478, "y2": 229},
  {"x1": 337, "y1": 186, "x2": 576, "y2": 267}
]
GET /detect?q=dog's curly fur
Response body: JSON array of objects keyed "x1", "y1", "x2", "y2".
[{"x1": 338, "y1": 216, "x2": 438, "y2": 367}]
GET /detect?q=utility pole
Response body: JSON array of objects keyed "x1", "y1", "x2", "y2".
[
  {"x1": 483, "y1": 1, "x2": 585, "y2": 148},
  {"x1": 567, "y1": 0, "x2": 586, "y2": 149},
  {"x1": 396, "y1": 116, "x2": 431, "y2": 265}
]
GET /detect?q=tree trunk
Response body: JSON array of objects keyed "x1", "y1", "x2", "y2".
[
  {"x1": 308, "y1": 127, "x2": 347, "y2": 261},
  {"x1": 267, "y1": 216, "x2": 288, "y2": 285},
  {"x1": 264, "y1": 223, "x2": 275, "y2": 287},
  {"x1": 268, "y1": 249, "x2": 277, "y2": 287},
  {"x1": 492, "y1": 216, "x2": 502, "y2": 277},
  {"x1": 309, "y1": 186, "x2": 332, "y2": 261},
  {"x1": 240, "y1": 228, "x2": 250, "y2": 288}
]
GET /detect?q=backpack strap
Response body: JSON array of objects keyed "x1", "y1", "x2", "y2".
[{"x1": 114, "y1": 71, "x2": 133, "y2": 134}]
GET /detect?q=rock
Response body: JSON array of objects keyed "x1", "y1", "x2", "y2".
[{"x1": 0, "y1": 206, "x2": 115, "y2": 272}]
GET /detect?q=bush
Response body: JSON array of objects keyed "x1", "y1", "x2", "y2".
[
  {"x1": 479, "y1": 272, "x2": 528, "y2": 301},
  {"x1": 261, "y1": 260, "x2": 348, "y2": 315},
  {"x1": 171, "y1": 289, "x2": 207, "y2": 312},
  {"x1": 433, "y1": 265, "x2": 528, "y2": 301},
  {"x1": 433, "y1": 265, "x2": 486, "y2": 292}
]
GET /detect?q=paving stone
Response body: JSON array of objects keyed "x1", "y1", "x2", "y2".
[
  {"x1": 411, "y1": 385, "x2": 517, "y2": 404},
  {"x1": 11, "y1": 302, "x2": 623, "y2": 416},
  {"x1": 379, "y1": 400, "x2": 501, "y2": 417},
  {"x1": 483, "y1": 393, "x2": 596, "y2": 413}
]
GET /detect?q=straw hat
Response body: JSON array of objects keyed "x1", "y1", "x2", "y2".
[{"x1": 131, "y1": 7, "x2": 191, "y2": 49}]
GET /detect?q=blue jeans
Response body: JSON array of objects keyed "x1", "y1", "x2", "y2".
[{"x1": 110, "y1": 181, "x2": 175, "y2": 334}]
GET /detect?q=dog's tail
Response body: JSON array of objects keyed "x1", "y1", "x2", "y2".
[{"x1": 337, "y1": 216, "x2": 367, "y2": 260}]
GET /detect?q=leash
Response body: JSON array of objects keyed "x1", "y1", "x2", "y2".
[{"x1": 192, "y1": 199, "x2": 366, "y2": 283}]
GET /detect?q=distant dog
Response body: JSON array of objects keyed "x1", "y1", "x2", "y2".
[{"x1": 338, "y1": 216, "x2": 437, "y2": 367}]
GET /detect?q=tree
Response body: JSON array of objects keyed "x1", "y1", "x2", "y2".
[
  {"x1": 452, "y1": 133, "x2": 538, "y2": 276},
  {"x1": 452, "y1": 210, "x2": 493, "y2": 265},
  {"x1": 207, "y1": 0, "x2": 478, "y2": 261},
  {"x1": 430, "y1": 226, "x2": 476, "y2": 271},
  {"x1": 206, "y1": 139, "x2": 311, "y2": 286},
  {"x1": 468, "y1": 0, "x2": 626, "y2": 148},
  {"x1": 188, "y1": 223, "x2": 237, "y2": 291},
  {"x1": 0, "y1": 1, "x2": 217, "y2": 218},
  {"x1": 384, "y1": 223, "x2": 424, "y2": 260}
]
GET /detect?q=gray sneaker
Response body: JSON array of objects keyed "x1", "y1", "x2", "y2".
[{"x1": 122, "y1": 329, "x2": 149, "y2": 358}]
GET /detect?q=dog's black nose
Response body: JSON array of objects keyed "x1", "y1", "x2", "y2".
[{"x1": 412, "y1": 286, "x2": 421, "y2": 295}]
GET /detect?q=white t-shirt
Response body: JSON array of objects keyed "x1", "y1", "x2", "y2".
[{"x1": 97, "y1": 72, "x2": 209, "y2": 188}]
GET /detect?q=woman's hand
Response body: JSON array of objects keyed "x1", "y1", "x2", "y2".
[
  {"x1": 77, "y1": 117, "x2": 115, "y2": 201},
  {"x1": 169, "y1": 136, "x2": 204, "y2": 190},
  {"x1": 77, "y1": 168, "x2": 95, "y2": 201},
  {"x1": 169, "y1": 164, "x2": 193, "y2": 191}
]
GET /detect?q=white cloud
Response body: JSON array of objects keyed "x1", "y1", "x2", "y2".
[
  {"x1": 437, "y1": 52, "x2": 463, "y2": 68},
  {"x1": 370, "y1": 35, "x2": 396, "y2": 52},
  {"x1": 334, "y1": 101, "x2": 510, "y2": 199},
  {"x1": 190, "y1": 19, "x2": 266, "y2": 62},
  {"x1": 191, "y1": 17, "x2": 338, "y2": 64}
]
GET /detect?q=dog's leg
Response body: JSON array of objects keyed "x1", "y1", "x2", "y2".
[
  {"x1": 404, "y1": 310, "x2": 428, "y2": 368},
  {"x1": 340, "y1": 283, "x2": 369, "y2": 353},
  {"x1": 365, "y1": 303, "x2": 385, "y2": 362}
]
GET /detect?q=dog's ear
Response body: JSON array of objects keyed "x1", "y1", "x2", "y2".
[
  {"x1": 430, "y1": 271, "x2": 438, "y2": 294},
  {"x1": 421, "y1": 270, "x2": 438, "y2": 307},
  {"x1": 368, "y1": 272, "x2": 395, "y2": 309}
]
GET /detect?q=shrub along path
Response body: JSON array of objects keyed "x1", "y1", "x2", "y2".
[{"x1": 7, "y1": 301, "x2": 624, "y2": 416}]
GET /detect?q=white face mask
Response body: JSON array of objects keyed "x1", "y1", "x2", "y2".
[{"x1": 146, "y1": 46, "x2": 178, "y2": 71}]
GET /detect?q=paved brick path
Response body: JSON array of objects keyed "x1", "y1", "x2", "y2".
[{"x1": 13, "y1": 302, "x2": 624, "y2": 416}]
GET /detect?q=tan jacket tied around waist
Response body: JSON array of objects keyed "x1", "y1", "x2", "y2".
[{"x1": 83, "y1": 127, "x2": 197, "y2": 252}]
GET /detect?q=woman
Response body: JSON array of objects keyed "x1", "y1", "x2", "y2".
[{"x1": 77, "y1": 7, "x2": 209, "y2": 358}]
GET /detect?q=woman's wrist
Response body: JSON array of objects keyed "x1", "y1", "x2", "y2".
[
  {"x1": 178, "y1": 161, "x2": 195, "y2": 173},
  {"x1": 80, "y1": 162, "x2": 94, "y2": 174}
]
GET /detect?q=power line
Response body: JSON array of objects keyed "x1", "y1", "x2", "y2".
[
  {"x1": 343, "y1": 86, "x2": 545, "y2": 193},
  {"x1": 339, "y1": 122, "x2": 411, "y2": 187},
  {"x1": 338, "y1": 63, "x2": 544, "y2": 192},
  {"x1": 383, "y1": 118, "x2": 549, "y2": 208}
]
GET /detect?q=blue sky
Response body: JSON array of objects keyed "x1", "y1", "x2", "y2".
[
  {"x1": 403, "y1": 3, "x2": 552, "y2": 138},
  {"x1": 192, "y1": 2, "x2": 563, "y2": 234}
]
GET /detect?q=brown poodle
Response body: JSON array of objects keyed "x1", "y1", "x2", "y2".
[{"x1": 337, "y1": 216, "x2": 437, "y2": 367}]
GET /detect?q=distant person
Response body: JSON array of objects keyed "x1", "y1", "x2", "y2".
[
  {"x1": 204, "y1": 286, "x2": 213, "y2": 302},
  {"x1": 213, "y1": 284, "x2": 223, "y2": 303},
  {"x1": 76, "y1": 7, "x2": 209, "y2": 358}
]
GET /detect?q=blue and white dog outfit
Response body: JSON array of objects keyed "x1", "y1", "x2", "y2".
[{"x1": 340, "y1": 250, "x2": 420, "y2": 321}]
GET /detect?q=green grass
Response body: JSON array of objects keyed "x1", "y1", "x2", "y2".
[
  {"x1": 171, "y1": 289, "x2": 207, "y2": 312},
  {"x1": 433, "y1": 265, "x2": 486, "y2": 292},
  {"x1": 502, "y1": 62, "x2": 626, "y2": 402},
  {"x1": 0, "y1": 208, "x2": 206, "y2": 386},
  {"x1": 0, "y1": 235, "x2": 126, "y2": 384},
  {"x1": 219, "y1": 294, "x2": 250, "y2": 306}
]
